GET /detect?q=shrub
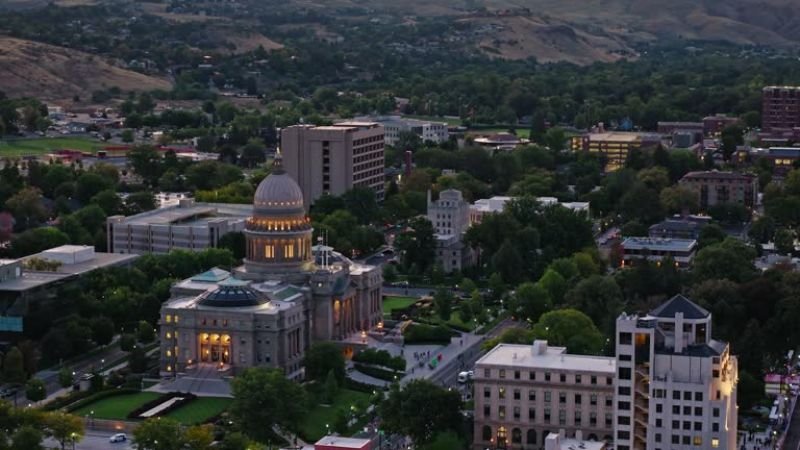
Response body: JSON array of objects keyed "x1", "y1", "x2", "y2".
[
  {"x1": 353, "y1": 364, "x2": 402, "y2": 382},
  {"x1": 344, "y1": 377, "x2": 383, "y2": 394},
  {"x1": 402, "y1": 323, "x2": 456, "y2": 344},
  {"x1": 352, "y1": 349, "x2": 406, "y2": 372},
  {"x1": 64, "y1": 388, "x2": 140, "y2": 413}
]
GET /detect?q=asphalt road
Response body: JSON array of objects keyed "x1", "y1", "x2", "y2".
[
  {"x1": 783, "y1": 395, "x2": 800, "y2": 450},
  {"x1": 45, "y1": 431, "x2": 132, "y2": 450}
]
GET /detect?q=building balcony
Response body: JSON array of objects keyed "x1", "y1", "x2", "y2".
[{"x1": 634, "y1": 428, "x2": 647, "y2": 443}]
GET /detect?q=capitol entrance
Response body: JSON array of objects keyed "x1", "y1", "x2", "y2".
[{"x1": 199, "y1": 333, "x2": 231, "y2": 364}]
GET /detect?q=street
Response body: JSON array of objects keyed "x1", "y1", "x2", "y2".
[{"x1": 45, "y1": 431, "x2": 132, "y2": 450}]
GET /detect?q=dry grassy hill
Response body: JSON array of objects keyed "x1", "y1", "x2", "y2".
[{"x1": 0, "y1": 37, "x2": 172, "y2": 101}]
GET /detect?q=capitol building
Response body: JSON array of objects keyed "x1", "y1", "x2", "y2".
[{"x1": 158, "y1": 157, "x2": 383, "y2": 379}]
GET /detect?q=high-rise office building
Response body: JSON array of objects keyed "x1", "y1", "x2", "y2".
[
  {"x1": 762, "y1": 86, "x2": 800, "y2": 131},
  {"x1": 614, "y1": 295, "x2": 738, "y2": 450},
  {"x1": 280, "y1": 122, "x2": 385, "y2": 206}
]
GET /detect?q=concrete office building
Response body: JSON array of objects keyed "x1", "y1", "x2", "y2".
[
  {"x1": 158, "y1": 158, "x2": 383, "y2": 378},
  {"x1": 353, "y1": 116, "x2": 448, "y2": 147},
  {"x1": 620, "y1": 237, "x2": 698, "y2": 268},
  {"x1": 762, "y1": 86, "x2": 800, "y2": 131},
  {"x1": 679, "y1": 171, "x2": 758, "y2": 210},
  {"x1": 427, "y1": 189, "x2": 474, "y2": 273},
  {"x1": 473, "y1": 340, "x2": 616, "y2": 450},
  {"x1": 280, "y1": 122, "x2": 385, "y2": 206},
  {"x1": 106, "y1": 199, "x2": 251, "y2": 255},
  {"x1": 614, "y1": 295, "x2": 738, "y2": 450}
]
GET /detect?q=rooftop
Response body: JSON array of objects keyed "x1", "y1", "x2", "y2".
[
  {"x1": 621, "y1": 237, "x2": 697, "y2": 252},
  {"x1": 314, "y1": 436, "x2": 373, "y2": 449},
  {"x1": 111, "y1": 200, "x2": 252, "y2": 226},
  {"x1": 681, "y1": 170, "x2": 754, "y2": 181},
  {"x1": 650, "y1": 294, "x2": 710, "y2": 320},
  {"x1": 0, "y1": 250, "x2": 138, "y2": 292},
  {"x1": 476, "y1": 341, "x2": 615, "y2": 373}
]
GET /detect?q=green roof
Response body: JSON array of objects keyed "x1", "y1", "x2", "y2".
[
  {"x1": 275, "y1": 286, "x2": 300, "y2": 300},
  {"x1": 191, "y1": 267, "x2": 230, "y2": 283}
]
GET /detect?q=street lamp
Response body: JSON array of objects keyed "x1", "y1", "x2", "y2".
[{"x1": 71, "y1": 432, "x2": 77, "y2": 450}]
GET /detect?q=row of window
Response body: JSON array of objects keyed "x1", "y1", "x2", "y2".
[
  {"x1": 484, "y1": 387, "x2": 612, "y2": 407},
  {"x1": 484, "y1": 368, "x2": 612, "y2": 385},
  {"x1": 483, "y1": 404, "x2": 613, "y2": 426}
]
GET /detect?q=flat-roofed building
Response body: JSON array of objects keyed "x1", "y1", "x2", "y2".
[
  {"x1": 679, "y1": 171, "x2": 758, "y2": 210},
  {"x1": 314, "y1": 436, "x2": 373, "y2": 450},
  {"x1": 106, "y1": 199, "x2": 251, "y2": 255},
  {"x1": 473, "y1": 340, "x2": 616, "y2": 450},
  {"x1": 281, "y1": 122, "x2": 385, "y2": 206},
  {"x1": 571, "y1": 132, "x2": 661, "y2": 172},
  {"x1": 353, "y1": 115, "x2": 448, "y2": 147},
  {"x1": 621, "y1": 237, "x2": 697, "y2": 268},
  {"x1": 614, "y1": 295, "x2": 738, "y2": 450},
  {"x1": 469, "y1": 196, "x2": 514, "y2": 225},
  {"x1": 763, "y1": 86, "x2": 800, "y2": 131},
  {"x1": 427, "y1": 189, "x2": 475, "y2": 273}
]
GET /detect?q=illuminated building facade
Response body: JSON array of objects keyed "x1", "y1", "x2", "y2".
[{"x1": 158, "y1": 157, "x2": 383, "y2": 379}]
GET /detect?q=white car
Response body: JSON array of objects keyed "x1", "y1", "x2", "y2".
[
  {"x1": 109, "y1": 433, "x2": 127, "y2": 443},
  {"x1": 457, "y1": 371, "x2": 469, "y2": 383}
]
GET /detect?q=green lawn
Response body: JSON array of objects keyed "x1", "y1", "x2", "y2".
[
  {"x1": 166, "y1": 397, "x2": 233, "y2": 425},
  {"x1": 0, "y1": 137, "x2": 102, "y2": 157},
  {"x1": 73, "y1": 392, "x2": 161, "y2": 420},
  {"x1": 299, "y1": 389, "x2": 370, "y2": 442},
  {"x1": 382, "y1": 296, "x2": 418, "y2": 317},
  {"x1": 430, "y1": 310, "x2": 477, "y2": 331}
]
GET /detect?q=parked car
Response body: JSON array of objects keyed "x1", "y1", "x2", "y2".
[{"x1": 109, "y1": 433, "x2": 127, "y2": 443}]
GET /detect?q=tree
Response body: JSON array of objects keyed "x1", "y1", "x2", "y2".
[
  {"x1": 737, "y1": 371, "x2": 764, "y2": 412},
  {"x1": 10, "y1": 227, "x2": 69, "y2": 257},
  {"x1": 420, "y1": 432, "x2": 464, "y2": 450},
  {"x1": 323, "y1": 369, "x2": 339, "y2": 404},
  {"x1": 125, "y1": 191, "x2": 157, "y2": 215},
  {"x1": 239, "y1": 139, "x2": 266, "y2": 168},
  {"x1": 11, "y1": 425, "x2": 43, "y2": 450},
  {"x1": 537, "y1": 269, "x2": 568, "y2": 305},
  {"x1": 304, "y1": 342, "x2": 345, "y2": 383},
  {"x1": 58, "y1": 367, "x2": 74, "y2": 388},
  {"x1": 6, "y1": 187, "x2": 47, "y2": 230},
  {"x1": 512, "y1": 282, "x2": 552, "y2": 323},
  {"x1": 75, "y1": 173, "x2": 113, "y2": 204},
  {"x1": 128, "y1": 146, "x2": 163, "y2": 186},
  {"x1": 433, "y1": 287, "x2": 453, "y2": 321},
  {"x1": 90, "y1": 316, "x2": 115, "y2": 346},
  {"x1": 342, "y1": 187, "x2": 380, "y2": 225},
  {"x1": 697, "y1": 224, "x2": 727, "y2": 249},
  {"x1": 396, "y1": 217, "x2": 436, "y2": 273},
  {"x1": 91, "y1": 189, "x2": 123, "y2": 216},
  {"x1": 121, "y1": 129, "x2": 134, "y2": 143},
  {"x1": 2, "y1": 347, "x2": 25, "y2": 384},
  {"x1": 531, "y1": 309, "x2": 605, "y2": 355},
  {"x1": 564, "y1": 275, "x2": 624, "y2": 334},
  {"x1": 693, "y1": 238, "x2": 756, "y2": 283},
  {"x1": 137, "y1": 321, "x2": 156, "y2": 343},
  {"x1": 491, "y1": 240, "x2": 524, "y2": 285},
  {"x1": 396, "y1": 131, "x2": 423, "y2": 152},
  {"x1": 133, "y1": 418, "x2": 185, "y2": 450},
  {"x1": 720, "y1": 124, "x2": 744, "y2": 161},
  {"x1": 128, "y1": 346, "x2": 149, "y2": 374},
  {"x1": 119, "y1": 333, "x2": 136, "y2": 352},
  {"x1": 44, "y1": 411, "x2": 84, "y2": 450},
  {"x1": 24, "y1": 378, "x2": 46, "y2": 402},
  {"x1": 184, "y1": 424, "x2": 215, "y2": 450},
  {"x1": 230, "y1": 368, "x2": 308, "y2": 442},
  {"x1": 775, "y1": 228, "x2": 795, "y2": 255},
  {"x1": 379, "y1": 380, "x2": 463, "y2": 446}
]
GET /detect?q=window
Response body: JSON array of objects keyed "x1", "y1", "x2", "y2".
[
  {"x1": 575, "y1": 394, "x2": 582, "y2": 404},
  {"x1": 656, "y1": 404, "x2": 663, "y2": 413},
  {"x1": 500, "y1": 369, "x2": 506, "y2": 378},
  {"x1": 683, "y1": 421, "x2": 691, "y2": 430},
  {"x1": 165, "y1": 315, "x2": 172, "y2": 323},
  {"x1": 683, "y1": 406, "x2": 691, "y2": 415},
  {"x1": 712, "y1": 438, "x2": 720, "y2": 448},
  {"x1": 619, "y1": 401, "x2": 630, "y2": 411},
  {"x1": 693, "y1": 437, "x2": 702, "y2": 446},
  {"x1": 673, "y1": 405, "x2": 680, "y2": 414},
  {"x1": 529, "y1": 390, "x2": 536, "y2": 401},
  {"x1": 499, "y1": 406, "x2": 506, "y2": 419},
  {"x1": 694, "y1": 422, "x2": 702, "y2": 431},
  {"x1": 619, "y1": 354, "x2": 632, "y2": 361},
  {"x1": 605, "y1": 414, "x2": 613, "y2": 427},
  {"x1": 617, "y1": 431, "x2": 630, "y2": 440},
  {"x1": 559, "y1": 410, "x2": 566, "y2": 425},
  {"x1": 673, "y1": 391, "x2": 681, "y2": 400},
  {"x1": 590, "y1": 412, "x2": 597, "y2": 425},
  {"x1": 513, "y1": 407, "x2": 520, "y2": 420},
  {"x1": 527, "y1": 430, "x2": 537, "y2": 445},
  {"x1": 590, "y1": 394, "x2": 597, "y2": 405},
  {"x1": 544, "y1": 409, "x2": 551, "y2": 423},
  {"x1": 618, "y1": 386, "x2": 631, "y2": 396},
  {"x1": 512, "y1": 428, "x2": 522, "y2": 444},
  {"x1": 576, "y1": 374, "x2": 582, "y2": 384},
  {"x1": 499, "y1": 387, "x2": 506, "y2": 399},
  {"x1": 605, "y1": 397, "x2": 613, "y2": 407},
  {"x1": 619, "y1": 332, "x2": 632, "y2": 344},
  {"x1": 484, "y1": 387, "x2": 491, "y2": 398},
  {"x1": 560, "y1": 374, "x2": 566, "y2": 383},
  {"x1": 544, "y1": 391, "x2": 552, "y2": 402},
  {"x1": 713, "y1": 369, "x2": 720, "y2": 378},
  {"x1": 607, "y1": 377, "x2": 613, "y2": 385},
  {"x1": 713, "y1": 408, "x2": 720, "y2": 417},
  {"x1": 545, "y1": 372, "x2": 551, "y2": 381},
  {"x1": 529, "y1": 371, "x2": 536, "y2": 380},
  {"x1": 514, "y1": 370, "x2": 520, "y2": 380},
  {"x1": 672, "y1": 420, "x2": 679, "y2": 429},
  {"x1": 656, "y1": 419, "x2": 662, "y2": 427},
  {"x1": 619, "y1": 367, "x2": 632, "y2": 380},
  {"x1": 528, "y1": 408, "x2": 536, "y2": 420},
  {"x1": 655, "y1": 433, "x2": 662, "y2": 443},
  {"x1": 484, "y1": 405, "x2": 490, "y2": 418},
  {"x1": 695, "y1": 392, "x2": 703, "y2": 401},
  {"x1": 591, "y1": 375, "x2": 597, "y2": 385},
  {"x1": 284, "y1": 244, "x2": 294, "y2": 258},
  {"x1": 684, "y1": 391, "x2": 692, "y2": 401},
  {"x1": 618, "y1": 416, "x2": 630, "y2": 425},
  {"x1": 265, "y1": 244, "x2": 275, "y2": 258},
  {"x1": 672, "y1": 435, "x2": 680, "y2": 444},
  {"x1": 712, "y1": 423, "x2": 719, "y2": 432},
  {"x1": 694, "y1": 407, "x2": 703, "y2": 416},
  {"x1": 513, "y1": 389, "x2": 520, "y2": 400},
  {"x1": 683, "y1": 436, "x2": 690, "y2": 445},
  {"x1": 559, "y1": 393, "x2": 566, "y2": 404},
  {"x1": 482, "y1": 426, "x2": 492, "y2": 442},
  {"x1": 484, "y1": 369, "x2": 491, "y2": 378}
]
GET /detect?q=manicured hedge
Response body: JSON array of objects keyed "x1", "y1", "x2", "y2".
[
  {"x1": 344, "y1": 377, "x2": 385, "y2": 393},
  {"x1": 354, "y1": 364, "x2": 403, "y2": 382},
  {"x1": 353, "y1": 348, "x2": 406, "y2": 371},
  {"x1": 403, "y1": 323, "x2": 456, "y2": 344},
  {"x1": 127, "y1": 392, "x2": 197, "y2": 420}
]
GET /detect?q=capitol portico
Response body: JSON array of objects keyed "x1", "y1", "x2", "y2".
[{"x1": 158, "y1": 157, "x2": 383, "y2": 379}]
